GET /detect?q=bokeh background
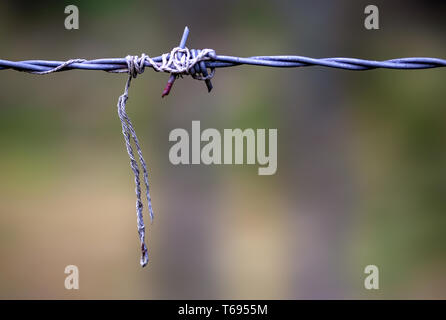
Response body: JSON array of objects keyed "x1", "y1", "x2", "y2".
[{"x1": 0, "y1": 0, "x2": 445, "y2": 299}]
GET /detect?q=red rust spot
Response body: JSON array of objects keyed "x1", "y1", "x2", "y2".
[{"x1": 161, "y1": 80, "x2": 174, "y2": 98}]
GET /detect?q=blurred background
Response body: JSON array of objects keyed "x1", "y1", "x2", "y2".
[{"x1": 0, "y1": 0, "x2": 445, "y2": 299}]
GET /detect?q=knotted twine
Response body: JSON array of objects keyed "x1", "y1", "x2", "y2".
[
  {"x1": 29, "y1": 46, "x2": 216, "y2": 266},
  {"x1": 116, "y1": 59, "x2": 154, "y2": 267},
  {"x1": 114, "y1": 47, "x2": 215, "y2": 266}
]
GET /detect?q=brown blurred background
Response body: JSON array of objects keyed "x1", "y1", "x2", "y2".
[{"x1": 0, "y1": 0, "x2": 445, "y2": 299}]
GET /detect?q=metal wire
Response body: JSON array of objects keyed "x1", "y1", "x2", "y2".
[
  {"x1": 2, "y1": 55, "x2": 446, "y2": 73},
  {"x1": 1, "y1": 25, "x2": 444, "y2": 97}
]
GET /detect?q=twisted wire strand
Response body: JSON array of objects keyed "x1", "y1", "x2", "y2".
[{"x1": 1, "y1": 53, "x2": 445, "y2": 74}]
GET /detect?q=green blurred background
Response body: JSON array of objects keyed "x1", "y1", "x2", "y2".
[{"x1": 0, "y1": 0, "x2": 445, "y2": 299}]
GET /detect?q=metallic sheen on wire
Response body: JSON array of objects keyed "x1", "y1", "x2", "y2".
[{"x1": 1, "y1": 55, "x2": 446, "y2": 74}]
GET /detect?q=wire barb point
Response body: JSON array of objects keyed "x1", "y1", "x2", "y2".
[
  {"x1": 161, "y1": 77, "x2": 175, "y2": 98},
  {"x1": 161, "y1": 26, "x2": 190, "y2": 97}
]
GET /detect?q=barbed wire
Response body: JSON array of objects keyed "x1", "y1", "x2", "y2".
[
  {"x1": 2, "y1": 26, "x2": 445, "y2": 267},
  {"x1": 3, "y1": 54, "x2": 446, "y2": 72},
  {"x1": 1, "y1": 25, "x2": 445, "y2": 98},
  {"x1": 2, "y1": 51, "x2": 446, "y2": 92}
]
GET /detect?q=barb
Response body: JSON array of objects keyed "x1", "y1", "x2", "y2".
[
  {"x1": 162, "y1": 26, "x2": 190, "y2": 98},
  {"x1": 2, "y1": 26, "x2": 446, "y2": 267}
]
